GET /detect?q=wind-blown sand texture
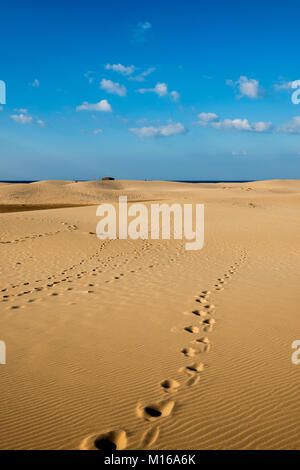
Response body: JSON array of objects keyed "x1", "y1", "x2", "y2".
[{"x1": 0, "y1": 179, "x2": 300, "y2": 450}]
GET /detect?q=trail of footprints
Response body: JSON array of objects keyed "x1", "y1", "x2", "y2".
[
  {"x1": 80, "y1": 250, "x2": 247, "y2": 450},
  {"x1": 0, "y1": 222, "x2": 78, "y2": 245},
  {"x1": 0, "y1": 239, "x2": 182, "y2": 308}
]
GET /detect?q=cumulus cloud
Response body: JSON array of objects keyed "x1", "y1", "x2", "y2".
[
  {"x1": 100, "y1": 78, "x2": 127, "y2": 96},
  {"x1": 76, "y1": 99, "x2": 112, "y2": 112},
  {"x1": 278, "y1": 116, "x2": 300, "y2": 134},
  {"x1": 139, "y1": 82, "x2": 167, "y2": 96},
  {"x1": 195, "y1": 112, "x2": 272, "y2": 133},
  {"x1": 251, "y1": 121, "x2": 272, "y2": 132},
  {"x1": 226, "y1": 76, "x2": 263, "y2": 99},
  {"x1": 129, "y1": 122, "x2": 187, "y2": 138},
  {"x1": 105, "y1": 63, "x2": 136, "y2": 75},
  {"x1": 10, "y1": 113, "x2": 33, "y2": 124},
  {"x1": 10, "y1": 108, "x2": 45, "y2": 126},
  {"x1": 197, "y1": 112, "x2": 219, "y2": 122},
  {"x1": 138, "y1": 82, "x2": 179, "y2": 101}
]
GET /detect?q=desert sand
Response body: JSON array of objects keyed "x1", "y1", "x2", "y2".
[{"x1": 0, "y1": 179, "x2": 300, "y2": 450}]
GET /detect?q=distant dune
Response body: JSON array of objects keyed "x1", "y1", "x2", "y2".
[{"x1": 1, "y1": 178, "x2": 300, "y2": 205}]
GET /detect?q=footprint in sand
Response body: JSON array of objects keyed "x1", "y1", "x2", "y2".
[
  {"x1": 80, "y1": 429, "x2": 128, "y2": 450},
  {"x1": 201, "y1": 318, "x2": 216, "y2": 332},
  {"x1": 194, "y1": 337, "x2": 211, "y2": 352},
  {"x1": 201, "y1": 290, "x2": 211, "y2": 296},
  {"x1": 185, "y1": 362, "x2": 205, "y2": 374},
  {"x1": 202, "y1": 304, "x2": 215, "y2": 311},
  {"x1": 195, "y1": 336, "x2": 211, "y2": 345},
  {"x1": 187, "y1": 309, "x2": 202, "y2": 317},
  {"x1": 160, "y1": 379, "x2": 180, "y2": 392},
  {"x1": 137, "y1": 400, "x2": 175, "y2": 421},
  {"x1": 198, "y1": 293, "x2": 208, "y2": 299},
  {"x1": 184, "y1": 325, "x2": 200, "y2": 334},
  {"x1": 191, "y1": 309, "x2": 210, "y2": 317},
  {"x1": 181, "y1": 347, "x2": 198, "y2": 357}
]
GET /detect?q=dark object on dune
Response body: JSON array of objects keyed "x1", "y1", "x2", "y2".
[{"x1": 102, "y1": 176, "x2": 115, "y2": 181}]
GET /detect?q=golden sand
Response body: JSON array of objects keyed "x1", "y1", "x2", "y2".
[{"x1": 0, "y1": 179, "x2": 299, "y2": 449}]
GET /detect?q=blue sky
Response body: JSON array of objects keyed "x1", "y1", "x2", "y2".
[{"x1": 1, "y1": 0, "x2": 300, "y2": 180}]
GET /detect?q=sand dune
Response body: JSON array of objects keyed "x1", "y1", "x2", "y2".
[{"x1": 0, "y1": 179, "x2": 300, "y2": 450}]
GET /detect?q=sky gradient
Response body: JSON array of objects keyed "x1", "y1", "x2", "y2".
[{"x1": 1, "y1": 0, "x2": 300, "y2": 180}]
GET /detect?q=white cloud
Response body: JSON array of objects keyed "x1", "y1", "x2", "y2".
[
  {"x1": 76, "y1": 99, "x2": 112, "y2": 112},
  {"x1": 170, "y1": 90, "x2": 180, "y2": 101},
  {"x1": 197, "y1": 112, "x2": 219, "y2": 122},
  {"x1": 105, "y1": 64, "x2": 136, "y2": 75},
  {"x1": 106, "y1": 64, "x2": 155, "y2": 82},
  {"x1": 30, "y1": 78, "x2": 40, "y2": 88},
  {"x1": 227, "y1": 76, "x2": 263, "y2": 99},
  {"x1": 129, "y1": 67, "x2": 156, "y2": 82},
  {"x1": 278, "y1": 116, "x2": 300, "y2": 134},
  {"x1": 212, "y1": 118, "x2": 252, "y2": 131},
  {"x1": 251, "y1": 121, "x2": 272, "y2": 132},
  {"x1": 147, "y1": 82, "x2": 168, "y2": 96},
  {"x1": 274, "y1": 81, "x2": 294, "y2": 91},
  {"x1": 10, "y1": 113, "x2": 33, "y2": 124},
  {"x1": 100, "y1": 78, "x2": 127, "y2": 96},
  {"x1": 274, "y1": 79, "x2": 300, "y2": 94},
  {"x1": 93, "y1": 128, "x2": 103, "y2": 134},
  {"x1": 11, "y1": 108, "x2": 45, "y2": 126},
  {"x1": 129, "y1": 122, "x2": 187, "y2": 138},
  {"x1": 195, "y1": 112, "x2": 272, "y2": 133},
  {"x1": 138, "y1": 82, "x2": 179, "y2": 101}
]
